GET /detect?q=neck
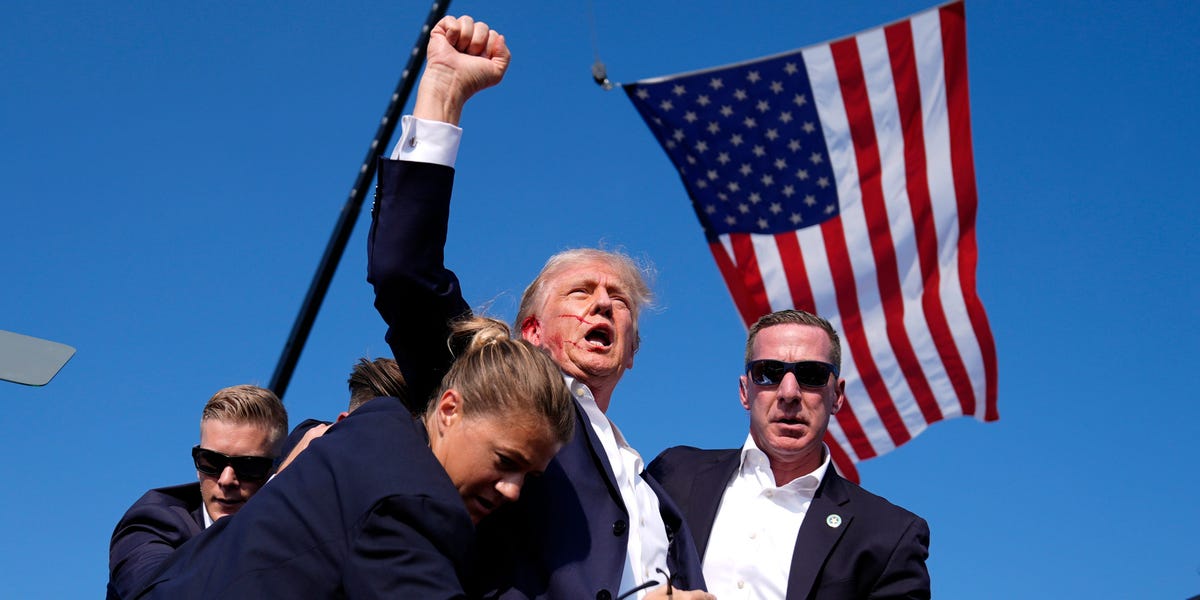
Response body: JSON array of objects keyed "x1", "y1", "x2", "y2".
[
  {"x1": 423, "y1": 414, "x2": 437, "y2": 449},
  {"x1": 768, "y1": 450, "x2": 825, "y2": 487},
  {"x1": 576, "y1": 375, "x2": 617, "y2": 413}
]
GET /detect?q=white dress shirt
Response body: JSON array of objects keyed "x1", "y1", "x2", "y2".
[
  {"x1": 567, "y1": 376, "x2": 671, "y2": 599},
  {"x1": 702, "y1": 435, "x2": 831, "y2": 600}
]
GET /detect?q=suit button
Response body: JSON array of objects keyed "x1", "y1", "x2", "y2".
[
  {"x1": 612, "y1": 519, "x2": 627, "y2": 536},
  {"x1": 596, "y1": 590, "x2": 612, "y2": 600}
]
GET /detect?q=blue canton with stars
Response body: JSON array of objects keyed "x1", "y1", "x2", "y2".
[{"x1": 625, "y1": 50, "x2": 840, "y2": 240}]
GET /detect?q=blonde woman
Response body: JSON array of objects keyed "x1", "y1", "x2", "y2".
[{"x1": 138, "y1": 317, "x2": 573, "y2": 599}]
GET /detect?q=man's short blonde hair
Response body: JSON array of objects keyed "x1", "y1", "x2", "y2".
[{"x1": 201, "y1": 385, "x2": 289, "y2": 449}]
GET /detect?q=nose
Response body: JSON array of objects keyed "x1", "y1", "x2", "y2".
[
  {"x1": 496, "y1": 475, "x2": 523, "y2": 503},
  {"x1": 776, "y1": 371, "x2": 803, "y2": 403},
  {"x1": 589, "y1": 288, "x2": 613, "y2": 318},
  {"x1": 217, "y1": 465, "x2": 239, "y2": 487}
]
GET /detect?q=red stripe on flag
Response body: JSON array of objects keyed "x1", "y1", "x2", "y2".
[
  {"x1": 941, "y1": 1, "x2": 999, "y2": 421},
  {"x1": 830, "y1": 37, "x2": 940, "y2": 431},
  {"x1": 773, "y1": 232, "x2": 817, "y2": 313},
  {"x1": 831, "y1": 388, "x2": 876, "y2": 461},
  {"x1": 824, "y1": 433, "x2": 861, "y2": 484},
  {"x1": 884, "y1": 19, "x2": 971, "y2": 422},
  {"x1": 820, "y1": 214, "x2": 911, "y2": 449},
  {"x1": 729, "y1": 234, "x2": 774, "y2": 321},
  {"x1": 709, "y1": 241, "x2": 760, "y2": 328}
]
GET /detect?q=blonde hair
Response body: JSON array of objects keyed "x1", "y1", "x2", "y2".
[
  {"x1": 200, "y1": 384, "x2": 289, "y2": 448},
  {"x1": 433, "y1": 316, "x2": 574, "y2": 444}
]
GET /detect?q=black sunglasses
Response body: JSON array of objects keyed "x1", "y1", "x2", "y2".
[
  {"x1": 191, "y1": 446, "x2": 275, "y2": 482},
  {"x1": 746, "y1": 359, "x2": 839, "y2": 388}
]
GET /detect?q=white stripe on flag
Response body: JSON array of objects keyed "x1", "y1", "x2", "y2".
[{"x1": 913, "y1": 8, "x2": 990, "y2": 421}]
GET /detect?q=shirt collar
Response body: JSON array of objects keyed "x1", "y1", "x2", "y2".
[
  {"x1": 738, "y1": 434, "x2": 830, "y2": 492},
  {"x1": 563, "y1": 374, "x2": 636, "y2": 453}
]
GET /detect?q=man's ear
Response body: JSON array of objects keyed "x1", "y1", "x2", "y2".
[
  {"x1": 739, "y1": 376, "x2": 751, "y2": 410},
  {"x1": 520, "y1": 316, "x2": 541, "y2": 345},
  {"x1": 830, "y1": 379, "x2": 847, "y2": 414}
]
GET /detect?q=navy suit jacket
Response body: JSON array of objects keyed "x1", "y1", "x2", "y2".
[
  {"x1": 369, "y1": 158, "x2": 706, "y2": 599},
  {"x1": 649, "y1": 447, "x2": 931, "y2": 600},
  {"x1": 273, "y1": 417, "x2": 330, "y2": 470},
  {"x1": 137, "y1": 396, "x2": 475, "y2": 599},
  {"x1": 108, "y1": 482, "x2": 205, "y2": 599}
]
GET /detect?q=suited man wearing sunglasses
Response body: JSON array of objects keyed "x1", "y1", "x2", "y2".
[
  {"x1": 648, "y1": 310, "x2": 930, "y2": 599},
  {"x1": 107, "y1": 385, "x2": 287, "y2": 600}
]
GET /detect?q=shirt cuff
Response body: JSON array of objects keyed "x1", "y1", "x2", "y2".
[{"x1": 390, "y1": 115, "x2": 462, "y2": 168}]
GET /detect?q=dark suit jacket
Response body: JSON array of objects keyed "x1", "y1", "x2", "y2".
[
  {"x1": 469, "y1": 402, "x2": 704, "y2": 599},
  {"x1": 369, "y1": 158, "x2": 706, "y2": 599},
  {"x1": 108, "y1": 482, "x2": 205, "y2": 599},
  {"x1": 137, "y1": 396, "x2": 475, "y2": 599},
  {"x1": 273, "y1": 417, "x2": 330, "y2": 470},
  {"x1": 649, "y1": 447, "x2": 930, "y2": 600}
]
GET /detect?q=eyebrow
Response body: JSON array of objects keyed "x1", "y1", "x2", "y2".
[{"x1": 496, "y1": 445, "x2": 535, "y2": 470}]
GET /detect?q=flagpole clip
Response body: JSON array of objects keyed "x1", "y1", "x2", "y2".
[{"x1": 592, "y1": 60, "x2": 617, "y2": 91}]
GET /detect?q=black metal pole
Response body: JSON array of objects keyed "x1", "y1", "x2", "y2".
[{"x1": 270, "y1": 1, "x2": 451, "y2": 399}]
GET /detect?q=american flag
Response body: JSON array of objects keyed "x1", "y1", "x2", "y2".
[{"x1": 624, "y1": 1, "x2": 997, "y2": 481}]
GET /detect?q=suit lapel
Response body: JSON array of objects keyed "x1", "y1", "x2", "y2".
[
  {"x1": 184, "y1": 483, "x2": 206, "y2": 533},
  {"x1": 568, "y1": 399, "x2": 626, "y2": 509},
  {"x1": 785, "y1": 470, "x2": 853, "y2": 600}
]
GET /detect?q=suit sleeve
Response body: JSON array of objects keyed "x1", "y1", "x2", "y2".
[
  {"x1": 343, "y1": 494, "x2": 473, "y2": 599},
  {"x1": 868, "y1": 515, "x2": 931, "y2": 600},
  {"x1": 108, "y1": 501, "x2": 201, "y2": 600},
  {"x1": 367, "y1": 158, "x2": 471, "y2": 411}
]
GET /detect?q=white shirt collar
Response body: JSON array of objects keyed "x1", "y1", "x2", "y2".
[
  {"x1": 738, "y1": 434, "x2": 831, "y2": 492},
  {"x1": 564, "y1": 375, "x2": 637, "y2": 453}
]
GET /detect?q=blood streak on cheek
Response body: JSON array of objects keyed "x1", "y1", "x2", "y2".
[
  {"x1": 545, "y1": 331, "x2": 580, "y2": 351},
  {"x1": 556, "y1": 313, "x2": 593, "y2": 325}
]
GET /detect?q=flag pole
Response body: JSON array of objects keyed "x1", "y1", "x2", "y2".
[{"x1": 269, "y1": 1, "x2": 451, "y2": 399}]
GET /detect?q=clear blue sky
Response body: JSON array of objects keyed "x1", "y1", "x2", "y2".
[{"x1": 3, "y1": 1, "x2": 1197, "y2": 597}]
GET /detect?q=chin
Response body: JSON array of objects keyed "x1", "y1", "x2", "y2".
[
  {"x1": 768, "y1": 434, "x2": 814, "y2": 451},
  {"x1": 581, "y1": 356, "x2": 623, "y2": 374}
]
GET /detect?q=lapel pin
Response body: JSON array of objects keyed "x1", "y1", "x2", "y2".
[{"x1": 825, "y1": 514, "x2": 842, "y2": 528}]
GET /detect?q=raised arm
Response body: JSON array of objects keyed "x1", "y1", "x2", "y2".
[{"x1": 367, "y1": 16, "x2": 510, "y2": 412}]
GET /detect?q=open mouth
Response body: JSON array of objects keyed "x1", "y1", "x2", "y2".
[{"x1": 584, "y1": 325, "x2": 613, "y2": 348}]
